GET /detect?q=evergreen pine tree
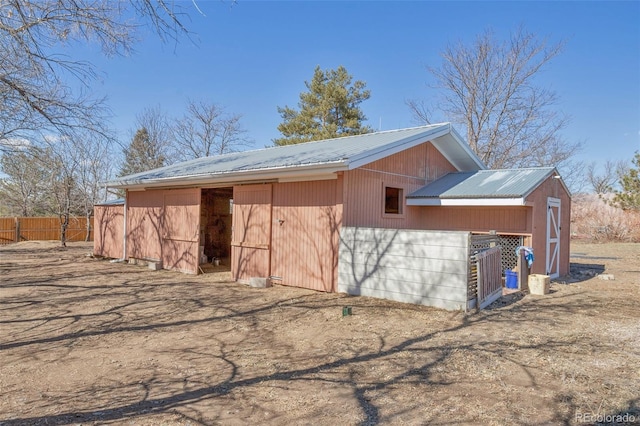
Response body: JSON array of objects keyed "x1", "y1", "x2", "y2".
[
  {"x1": 612, "y1": 152, "x2": 640, "y2": 211},
  {"x1": 119, "y1": 127, "x2": 166, "y2": 176},
  {"x1": 274, "y1": 66, "x2": 372, "y2": 146}
]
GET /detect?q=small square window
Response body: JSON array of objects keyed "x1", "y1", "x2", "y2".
[{"x1": 384, "y1": 187, "x2": 403, "y2": 214}]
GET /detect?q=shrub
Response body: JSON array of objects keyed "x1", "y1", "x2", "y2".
[{"x1": 571, "y1": 193, "x2": 640, "y2": 242}]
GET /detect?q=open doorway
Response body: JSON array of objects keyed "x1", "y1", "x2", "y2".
[{"x1": 199, "y1": 188, "x2": 233, "y2": 273}]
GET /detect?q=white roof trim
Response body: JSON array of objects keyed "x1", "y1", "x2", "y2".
[
  {"x1": 346, "y1": 123, "x2": 486, "y2": 171},
  {"x1": 346, "y1": 125, "x2": 451, "y2": 170},
  {"x1": 430, "y1": 125, "x2": 486, "y2": 171},
  {"x1": 407, "y1": 197, "x2": 526, "y2": 207}
]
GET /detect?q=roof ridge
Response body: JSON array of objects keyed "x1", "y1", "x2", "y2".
[
  {"x1": 170, "y1": 123, "x2": 451, "y2": 163},
  {"x1": 477, "y1": 166, "x2": 556, "y2": 172},
  {"x1": 268, "y1": 122, "x2": 448, "y2": 146}
]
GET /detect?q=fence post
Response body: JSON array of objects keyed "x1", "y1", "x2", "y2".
[{"x1": 14, "y1": 217, "x2": 20, "y2": 243}]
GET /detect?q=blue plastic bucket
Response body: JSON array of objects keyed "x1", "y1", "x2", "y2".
[{"x1": 505, "y1": 270, "x2": 518, "y2": 289}]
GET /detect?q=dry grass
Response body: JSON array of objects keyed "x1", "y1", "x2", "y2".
[{"x1": 0, "y1": 240, "x2": 638, "y2": 425}]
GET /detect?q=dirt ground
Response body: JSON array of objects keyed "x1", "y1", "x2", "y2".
[{"x1": 0, "y1": 241, "x2": 638, "y2": 425}]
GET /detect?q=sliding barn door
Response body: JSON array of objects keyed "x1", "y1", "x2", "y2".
[
  {"x1": 162, "y1": 189, "x2": 201, "y2": 274},
  {"x1": 271, "y1": 180, "x2": 339, "y2": 292},
  {"x1": 231, "y1": 184, "x2": 272, "y2": 282}
]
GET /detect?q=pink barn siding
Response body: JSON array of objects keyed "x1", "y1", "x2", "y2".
[
  {"x1": 127, "y1": 190, "x2": 163, "y2": 261},
  {"x1": 93, "y1": 204, "x2": 124, "y2": 258},
  {"x1": 126, "y1": 188, "x2": 201, "y2": 274},
  {"x1": 416, "y1": 206, "x2": 532, "y2": 234},
  {"x1": 362, "y1": 141, "x2": 457, "y2": 181},
  {"x1": 231, "y1": 184, "x2": 272, "y2": 282},
  {"x1": 343, "y1": 142, "x2": 457, "y2": 228},
  {"x1": 162, "y1": 189, "x2": 201, "y2": 274},
  {"x1": 271, "y1": 178, "x2": 342, "y2": 292},
  {"x1": 525, "y1": 175, "x2": 571, "y2": 276}
]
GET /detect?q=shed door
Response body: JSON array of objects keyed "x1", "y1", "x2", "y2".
[
  {"x1": 231, "y1": 184, "x2": 272, "y2": 282},
  {"x1": 162, "y1": 189, "x2": 201, "y2": 274},
  {"x1": 546, "y1": 197, "x2": 561, "y2": 279}
]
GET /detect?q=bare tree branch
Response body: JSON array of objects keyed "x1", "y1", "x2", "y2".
[
  {"x1": 0, "y1": 0, "x2": 194, "y2": 150},
  {"x1": 171, "y1": 99, "x2": 250, "y2": 161},
  {"x1": 410, "y1": 27, "x2": 581, "y2": 171}
]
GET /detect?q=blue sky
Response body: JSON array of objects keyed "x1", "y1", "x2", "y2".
[{"x1": 84, "y1": 1, "x2": 639, "y2": 169}]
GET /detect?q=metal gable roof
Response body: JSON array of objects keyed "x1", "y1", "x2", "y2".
[
  {"x1": 408, "y1": 167, "x2": 556, "y2": 199},
  {"x1": 106, "y1": 123, "x2": 485, "y2": 189}
]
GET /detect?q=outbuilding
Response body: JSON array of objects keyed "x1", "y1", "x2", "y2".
[
  {"x1": 96, "y1": 123, "x2": 571, "y2": 309},
  {"x1": 406, "y1": 167, "x2": 571, "y2": 279}
]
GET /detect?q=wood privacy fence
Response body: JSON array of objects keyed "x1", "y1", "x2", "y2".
[{"x1": 0, "y1": 217, "x2": 94, "y2": 245}]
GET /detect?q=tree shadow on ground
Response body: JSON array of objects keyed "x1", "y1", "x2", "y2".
[
  {"x1": 1, "y1": 244, "x2": 636, "y2": 425},
  {"x1": 1, "y1": 289, "x2": 614, "y2": 425}
]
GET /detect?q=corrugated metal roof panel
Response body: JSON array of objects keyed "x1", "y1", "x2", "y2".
[
  {"x1": 107, "y1": 123, "x2": 485, "y2": 188},
  {"x1": 408, "y1": 168, "x2": 555, "y2": 199}
]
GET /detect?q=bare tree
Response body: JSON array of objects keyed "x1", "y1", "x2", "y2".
[
  {"x1": 118, "y1": 105, "x2": 173, "y2": 175},
  {"x1": 0, "y1": 0, "x2": 202, "y2": 244},
  {"x1": 558, "y1": 159, "x2": 588, "y2": 195},
  {"x1": 409, "y1": 27, "x2": 581, "y2": 170},
  {"x1": 42, "y1": 138, "x2": 83, "y2": 246},
  {"x1": 136, "y1": 105, "x2": 173, "y2": 161},
  {"x1": 586, "y1": 160, "x2": 628, "y2": 194},
  {"x1": 75, "y1": 134, "x2": 113, "y2": 241},
  {"x1": 0, "y1": 146, "x2": 49, "y2": 216},
  {"x1": 171, "y1": 99, "x2": 249, "y2": 161},
  {"x1": 0, "y1": 0, "x2": 193, "y2": 150}
]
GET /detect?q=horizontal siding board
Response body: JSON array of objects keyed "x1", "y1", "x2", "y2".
[
  {"x1": 339, "y1": 245, "x2": 470, "y2": 263},
  {"x1": 338, "y1": 226, "x2": 469, "y2": 310},
  {"x1": 338, "y1": 285, "x2": 467, "y2": 310},
  {"x1": 340, "y1": 227, "x2": 468, "y2": 245},
  {"x1": 340, "y1": 258, "x2": 468, "y2": 277},
  {"x1": 417, "y1": 206, "x2": 530, "y2": 234},
  {"x1": 338, "y1": 272, "x2": 467, "y2": 296}
]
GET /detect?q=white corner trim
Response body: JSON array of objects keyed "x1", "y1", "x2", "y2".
[{"x1": 406, "y1": 197, "x2": 525, "y2": 206}]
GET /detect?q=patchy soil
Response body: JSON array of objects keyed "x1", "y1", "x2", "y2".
[{"x1": 0, "y1": 240, "x2": 638, "y2": 425}]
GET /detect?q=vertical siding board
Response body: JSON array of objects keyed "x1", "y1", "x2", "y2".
[
  {"x1": 419, "y1": 206, "x2": 531, "y2": 234},
  {"x1": 525, "y1": 175, "x2": 571, "y2": 276},
  {"x1": 332, "y1": 173, "x2": 344, "y2": 291},
  {"x1": 162, "y1": 188, "x2": 201, "y2": 274},
  {"x1": 127, "y1": 190, "x2": 163, "y2": 261},
  {"x1": 271, "y1": 179, "x2": 339, "y2": 292},
  {"x1": 93, "y1": 205, "x2": 124, "y2": 258},
  {"x1": 0, "y1": 218, "x2": 15, "y2": 244},
  {"x1": 344, "y1": 141, "x2": 457, "y2": 229},
  {"x1": 231, "y1": 184, "x2": 272, "y2": 282}
]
